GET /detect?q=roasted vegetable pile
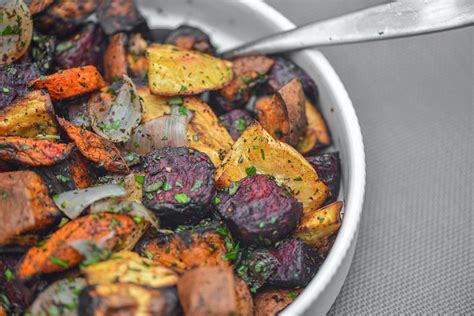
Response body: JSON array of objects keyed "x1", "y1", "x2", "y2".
[{"x1": 0, "y1": 1, "x2": 343, "y2": 315}]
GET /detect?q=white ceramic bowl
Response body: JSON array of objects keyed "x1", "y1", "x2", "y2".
[{"x1": 137, "y1": 1, "x2": 366, "y2": 314}]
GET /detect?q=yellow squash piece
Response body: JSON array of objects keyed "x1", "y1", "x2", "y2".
[
  {"x1": 0, "y1": 90, "x2": 58, "y2": 137},
  {"x1": 83, "y1": 250, "x2": 178, "y2": 288},
  {"x1": 147, "y1": 44, "x2": 233, "y2": 96},
  {"x1": 215, "y1": 123, "x2": 329, "y2": 214}
]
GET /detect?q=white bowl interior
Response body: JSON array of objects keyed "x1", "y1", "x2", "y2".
[{"x1": 137, "y1": 1, "x2": 366, "y2": 314}]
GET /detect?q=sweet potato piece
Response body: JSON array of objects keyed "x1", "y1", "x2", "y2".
[
  {"x1": 57, "y1": 117, "x2": 130, "y2": 174},
  {"x1": 254, "y1": 288, "x2": 302, "y2": 316},
  {"x1": 215, "y1": 123, "x2": 329, "y2": 215},
  {"x1": 79, "y1": 283, "x2": 178, "y2": 316},
  {"x1": 30, "y1": 66, "x2": 106, "y2": 101},
  {"x1": 147, "y1": 44, "x2": 233, "y2": 96},
  {"x1": 220, "y1": 55, "x2": 274, "y2": 106},
  {"x1": 96, "y1": 0, "x2": 146, "y2": 35},
  {"x1": 103, "y1": 32, "x2": 128, "y2": 83},
  {"x1": 27, "y1": 0, "x2": 55, "y2": 15},
  {"x1": 67, "y1": 151, "x2": 95, "y2": 189},
  {"x1": 0, "y1": 137, "x2": 74, "y2": 166},
  {"x1": 294, "y1": 201, "x2": 342, "y2": 251},
  {"x1": 298, "y1": 99, "x2": 331, "y2": 154},
  {"x1": 17, "y1": 213, "x2": 136, "y2": 280},
  {"x1": 177, "y1": 266, "x2": 252, "y2": 316},
  {"x1": 184, "y1": 97, "x2": 234, "y2": 166},
  {"x1": 0, "y1": 171, "x2": 59, "y2": 245},
  {"x1": 235, "y1": 277, "x2": 254, "y2": 316},
  {"x1": 135, "y1": 229, "x2": 231, "y2": 274},
  {"x1": 128, "y1": 33, "x2": 148, "y2": 78},
  {"x1": 0, "y1": 90, "x2": 58, "y2": 138},
  {"x1": 83, "y1": 250, "x2": 178, "y2": 288},
  {"x1": 256, "y1": 78, "x2": 307, "y2": 147}
]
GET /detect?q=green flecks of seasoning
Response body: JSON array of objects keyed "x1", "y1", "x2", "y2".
[
  {"x1": 245, "y1": 166, "x2": 257, "y2": 176},
  {"x1": 178, "y1": 105, "x2": 188, "y2": 116},
  {"x1": 179, "y1": 85, "x2": 188, "y2": 91},
  {"x1": 274, "y1": 129, "x2": 283, "y2": 138},
  {"x1": 58, "y1": 217, "x2": 69, "y2": 228},
  {"x1": 191, "y1": 180, "x2": 203, "y2": 191},
  {"x1": 133, "y1": 216, "x2": 142, "y2": 224},
  {"x1": 260, "y1": 148, "x2": 265, "y2": 160},
  {"x1": 214, "y1": 196, "x2": 221, "y2": 204},
  {"x1": 216, "y1": 226, "x2": 228, "y2": 237},
  {"x1": 146, "y1": 193, "x2": 154, "y2": 200},
  {"x1": 286, "y1": 292, "x2": 297, "y2": 299},
  {"x1": 241, "y1": 76, "x2": 253, "y2": 84},
  {"x1": 293, "y1": 176, "x2": 303, "y2": 181},
  {"x1": 228, "y1": 182, "x2": 239, "y2": 195},
  {"x1": 175, "y1": 193, "x2": 191, "y2": 204},
  {"x1": 168, "y1": 96, "x2": 183, "y2": 106},
  {"x1": 4, "y1": 268, "x2": 14, "y2": 282},
  {"x1": 134, "y1": 175, "x2": 145, "y2": 184},
  {"x1": 238, "y1": 155, "x2": 244, "y2": 164},
  {"x1": 50, "y1": 256, "x2": 69, "y2": 268},
  {"x1": 56, "y1": 175, "x2": 71, "y2": 184},
  {"x1": 235, "y1": 119, "x2": 247, "y2": 132},
  {"x1": 163, "y1": 182, "x2": 172, "y2": 191},
  {"x1": 146, "y1": 251, "x2": 153, "y2": 260},
  {"x1": 47, "y1": 306, "x2": 60, "y2": 316},
  {"x1": 1, "y1": 190, "x2": 7, "y2": 200},
  {"x1": 145, "y1": 181, "x2": 163, "y2": 192},
  {"x1": 250, "y1": 287, "x2": 257, "y2": 293},
  {"x1": 2, "y1": 87, "x2": 9, "y2": 93},
  {"x1": 175, "y1": 181, "x2": 183, "y2": 188},
  {"x1": 270, "y1": 216, "x2": 278, "y2": 224}
]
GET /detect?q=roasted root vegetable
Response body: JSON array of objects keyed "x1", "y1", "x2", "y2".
[
  {"x1": 219, "y1": 109, "x2": 254, "y2": 141},
  {"x1": 127, "y1": 33, "x2": 148, "y2": 78},
  {"x1": 294, "y1": 201, "x2": 342, "y2": 252},
  {"x1": 306, "y1": 152, "x2": 341, "y2": 203},
  {"x1": 256, "y1": 78, "x2": 307, "y2": 147},
  {"x1": 254, "y1": 288, "x2": 302, "y2": 316},
  {"x1": 96, "y1": 0, "x2": 146, "y2": 35},
  {"x1": 135, "y1": 228, "x2": 231, "y2": 274},
  {"x1": 0, "y1": 137, "x2": 74, "y2": 166},
  {"x1": 17, "y1": 213, "x2": 136, "y2": 279},
  {"x1": 141, "y1": 147, "x2": 215, "y2": 224},
  {"x1": 79, "y1": 283, "x2": 178, "y2": 316},
  {"x1": 30, "y1": 66, "x2": 106, "y2": 101},
  {"x1": 28, "y1": 31, "x2": 55, "y2": 73},
  {"x1": 216, "y1": 175, "x2": 303, "y2": 246},
  {"x1": 177, "y1": 266, "x2": 253, "y2": 316},
  {"x1": 67, "y1": 151, "x2": 95, "y2": 189},
  {"x1": 57, "y1": 117, "x2": 130, "y2": 174},
  {"x1": 83, "y1": 250, "x2": 177, "y2": 288},
  {"x1": 165, "y1": 25, "x2": 215, "y2": 55},
  {"x1": 0, "y1": 63, "x2": 40, "y2": 109},
  {"x1": 0, "y1": 90, "x2": 58, "y2": 138},
  {"x1": 103, "y1": 32, "x2": 128, "y2": 83},
  {"x1": 236, "y1": 248, "x2": 279, "y2": 290},
  {"x1": 297, "y1": 99, "x2": 331, "y2": 154},
  {"x1": 0, "y1": 171, "x2": 59, "y2": 245},
  {"x1": 215, "y1": 122, "x2": 329, "y2": 214},
  {"x1": 268, "y1": 238, "x2": 320, "y2": 288},
  {"x1": 147, "y1": 44, "x2": 233, "y2": 96},
  {"x1": 137, "y1": 86, "x2": 170, "y2": 122}
]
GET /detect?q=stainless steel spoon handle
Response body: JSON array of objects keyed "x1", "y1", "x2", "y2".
[{"x1": 221, "y1": 0, "x2": 474, "y2": 58}]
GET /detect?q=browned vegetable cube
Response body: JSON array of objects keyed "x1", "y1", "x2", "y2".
[
  {"x1": 103, "y1": 32, "x2": 128, "y2": 83},
  {"x1": 254, "y1": 288, "x2": 302, "y2": 316},
  {"x1": 297, "y1": 99, "x2": 331, "y2": 154},
  {"x1": 96, "y1": 0, "x2": 146, "y2": 35}
]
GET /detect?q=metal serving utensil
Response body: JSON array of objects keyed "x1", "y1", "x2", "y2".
[{"x1": 221, "y1": 0, "x2": 474, "y2": 58}]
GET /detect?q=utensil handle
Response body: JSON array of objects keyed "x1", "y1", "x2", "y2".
[{"x1": 222, "y1": 0, "x2": 474, "y2": 58}]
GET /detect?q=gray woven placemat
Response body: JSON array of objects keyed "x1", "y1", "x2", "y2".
[{"x1": 267, "y1": 0, "x2": 473, "y2": 314}]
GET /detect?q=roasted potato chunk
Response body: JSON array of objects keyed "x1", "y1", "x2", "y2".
[
  {"x1": 83, "y1": 251, "x2": 178, "y2": 289},
  {"x1": 57, "y1": 117, "x2": 130, "y2": 174},
  {"x1": 177, "y1": 266, "x2": 252, "y2": 316},
  {"x1": 96, "y1": 0, "x2": 146, "y2": 35},
  {"x1": 0, "y1": 90, "x2": 58, "y2": 137},
  {"x1": 137, "y1": 86, "x2": 170, "y2": 122},
  {"x1": 79, "y1": 283, "x2": 178, "y2": 316},
  {"x1": 294, "y1": 201, "x2": 342, "y2": 252},
  {"x1": 215, "y1": 123, "x2": 329, "y2": 214},
  {"x1": 0, "y1": 171, "x2": 59, "y2": 245},
  {"x1": 297, "y1": 99, "x2": 331, "y2": 154},
  {"x1": 135, "y1": 229, "x2": 231, "y2": 274},
  {"x1": 30, "y1": 66, "x2": 106, "y2": 101},
  {"x1": 17, "y1": 213, "x2": 136, "y2": 280},
  {"x1": 0, "y1": 137, "x2": 74, "y2": 166},
  {"x1": 254, "y1": 288, "x2": 302, "y2": 316},
  {"x1": 147, "y1": 44, "x2": 233, "y2": 96},
  {"x1": 103, "y1": 32, "x2": 128, "y2": 83}
]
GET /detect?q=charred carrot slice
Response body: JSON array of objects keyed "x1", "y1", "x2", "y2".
[
  {"x1": 17, "y1": 213, "x2": 136, "y2": 280},
  {"x1": 30, "y1": 66, "x2": 106, "y2": 100},
  {"x1": 57, "y1": 117, "x2": 130, "y2": 174},
  {"x1": 0, "y1": 137, "x2": 74, "y2": 166},
  {"x1": 67, "y1": 151, "x2": 95, "y2": 189}
]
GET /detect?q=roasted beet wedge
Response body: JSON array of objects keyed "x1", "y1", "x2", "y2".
[
  {"x1": 268, "y1": 238, "x2": 320, "y2": 288},
  {"x1": 306, "y1": 152, "x2": 341, "y2": 204},
  {"x1": 236, "y1": 247, "x2": 278, "y2": 290},
  {"x1": 219, "y1": 109, "x2": 254, "y2": 141},
  {"x1": 215, "y1": 175, "x2": 303, "y2": 246},
  {"x1": 165, "y1": 25, "x2": 215, "y2": 55},
  {"x1": 0, "y1": 63, "x2": 40, "y2": 109},
  {"x1": 28, "y1": 31, "x2": 56, "y2": 74},
  {"x1": 267, "y1": 56, "x2": 319, "y2": 103},
  {"x1": 141, "y1": 147, "x2": 215, "y2": 224},
  {"x1": 96, "y1": 0, "x2": 146, "y2": 35}
]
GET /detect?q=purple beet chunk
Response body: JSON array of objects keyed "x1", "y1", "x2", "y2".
[
  {"x1": 0, "y1": 63, "x2": 40, "y2": 109},
  {"x1": 55, "y1": 23, "x2": 104, "y2": 70},
  {"x1": 29, "y1": 31, "x2": 56, "y2": 74},
  {"x1": 141, "y1": 147, "x2": 215, "y2": 224},
  {"x1": 268, "y1": 239, "x2": 320, "y2": 288},
  {"x1": 215, "y1": 175, "x2": 303, "y2": 246},
  {"x1": 219, "y1": 109, "x2": 254, "y2": 140},
  {"x1": 96, "y1": 0, "x2": 147, "y2": 35},
  {"x1": 306, "y1": 152, "x2": 341, "y2": 204},
  {"x1": 165, "y1": 25, "x2": 216, "y2": 55},
  {"x1": 267, "y1": 56, "x2": 319, "y2": 103}
]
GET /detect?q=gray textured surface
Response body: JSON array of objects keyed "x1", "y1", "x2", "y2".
[{"x1": 267, "y1": 0, "x2": 473, "y2": 314}]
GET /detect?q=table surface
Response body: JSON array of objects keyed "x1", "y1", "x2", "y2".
[{"x1": 266, "y1": 0, "x2": 473, "y2": 314}]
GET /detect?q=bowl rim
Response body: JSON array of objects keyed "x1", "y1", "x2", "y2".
[{"x1": 236, "y1": 1, "x2": 366, "y2": 314}]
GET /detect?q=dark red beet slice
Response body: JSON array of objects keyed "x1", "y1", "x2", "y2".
[
  {"x1": 306, "y1": 152, "x2": 341, "y2": 204},
  {"x1": 0, "y1": 63, "x2": 40, "y2": 109},
  {"x1": 219, "y1": 109, "x2": 254, "y2": 141}
]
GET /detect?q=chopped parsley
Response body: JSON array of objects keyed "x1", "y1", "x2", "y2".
[
  {"x1": 178, "y1": 105, "x2": 188, "y2": 116},
  {"x1": 175, "y1": 193, "x2": 191, "y2": 204},
  {"x1": 286, "y1": 292, "x2": 298, "y2": 299},
  {"x1": 3, "y1": 268, "x2": 14, "y2": 281},
  {"x1": 56, "y1": 175, "x2": 71, "y2": 184},
  {"x1": 245, "y1": 166, "x2": 257, "y2": 176},
  {"x1": 145, "y1": 181, "x2": 163, "y2": 192},
  {"x1": 228, "y1": 182, "x2": 239, "y2": 195},
  {"x1": 241, "y1": 76, "x2": 253, "y2": 84},
  {"x1": 134, "y1": 175, "x2": 145, "y2": 184},
  {"x1": 214, "y1": 196, "x2": 221, "y2": 204},
  {"x1": 179, "y1": 85, "x2": 188, "y2": 91},
  {"x1": 163, "y1": 182, "x2": 172, "y2": 191},
  {"x1": 235, "y1": 119, "x2": 247, "y2": 132},
  {"x1": 191, "y1": 180, "x2": 203, "y2": 191},
  {"x1": 293, "y1": 176, "x2": 303, "y2": 181},
  {"x1": 50, "y1": 256, "x2": 69, "y2": 268},
  {"x1": 58, "y1": 217, "x2": 69, "y2": 228},
  {"x1": 168, "y1": 96, "x2": 183, "y2": 106},
  {"x1": 1, "y1": 190, "x2": 7, "y2": 200},
  {"x1": 260, "y1": 148, "x2": 265, "y2": 160},
  {"x1": 145, "y1": 251, "x2": 153, "y2": 260}
]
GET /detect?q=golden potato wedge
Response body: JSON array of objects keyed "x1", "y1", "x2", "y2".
[
  {"x1": 215, "y1": 122, "x2": 329, "y2": 214},
  {"x1": 298, "y1": 99, "x2": 331, "y2": 154},
  {"x1": 255, "y1": 95, "x2": 289, "y2": 141},
  {"x1": 147, "y1": 44, "x2": 233, "y2": 96},
  {"x1": 83, "y1": 250, "x2": 178, "y2": 288},
  {"x1": 294, "y1": 201, "x2": 342, "y2": 250},
  {"x1": 184, "y1": 97, "x2": 234, "y2": 166},
  {"x1": 137, "y1": 86, "x2": 171, "y2": 122},
  {"x1": 254, "y1": 288, "x2": 302, "y2": 316},
  {"x1": 0, "y1": 90, "x2": 58, "y2": 138}
]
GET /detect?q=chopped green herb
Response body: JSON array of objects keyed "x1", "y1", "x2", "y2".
[
  {"x1": 238, "y1": 155, "x2": 244, "y2": 164},
  {"x1": 2, "y1": 87, "x2": 10, "y2": 93},
  {"x1": 274, "y1": 129, "x2": 283, "y2": 138},
  {"x1": 241, "y1": 76, "x2": 253, "y2": 84},
  {"x1": 146, "y1": 193, "x2": 154, "y2": 200},
  {"x1": 178, "y1": 105, "x2": 188, "y2": 116},
  {"x1": 133, "y1": 216, "x2": 143, "y2": 224},
  {"x1": 293, "y1": 176, "x2": 303, "y2": 181},
  {"x1": 179, "y1": 85, "x2": 188, "y2": 91},
  {"x1": 50, "y1": 256, "x2": 69, "y2": 268},
  {"x1": 235, "y1": 119, "x2": 247, "y2": 132},
  {"x1": 56, "y1": 175, "x2": 71, "y2": 184},
  {"x1": 191, "y1": 180, "x2": 203, "y2": 191},
  {"x1": 4, "y1": 268, "x2": 14, "y2": 281},
  {"x1": 245, "y1": 166, "x2": 257, "y2": 176},
  {"x1": 175, "y1": 181, "x2": 183, "y2": 188},
  {"x1": 228, "y1": 182, "x2": 239, "y2": 195},
  {"x1": 216, "y1": 226, "x2": 228, "y2": 237},
  {"x1": 134, "y1": 175, "x2": 145, "y2": 184},
  {"x1": 1, "y1": 190, "x2": 7, "y2": 200},
  {"x1": 145, "y1": 251, "x2": 153, "y2": 260},
  {"x1": 168, "y1": 96, "x2": 183, "y2": 106},
  {"x1": 58, "y1": 217, "x2": 69, "y2": 228},
  {"x1": 286, "y1": 292, "x2": 298, "y2": 299},
  {"x1": 175, "y1": 193, "x2": 191, "y2": 204},
  {"x1": 36, "y1": 240, "x2": 46, "y2": 248},
  {"x1": 260, "y1": 148, "x2": 265, "y2": 160},
  {"x1": 163, "y1": 182, "x2": 172, "y2": 191},
  {"x1": 214, "y1": 196, "x2": 221, "y2": 204},
  {"x1": 145, "y1": 181, "x2": 163, "y2": 192},
  {"x1": 47, "y1": 306, "x2": 60, "y2": 316}
]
